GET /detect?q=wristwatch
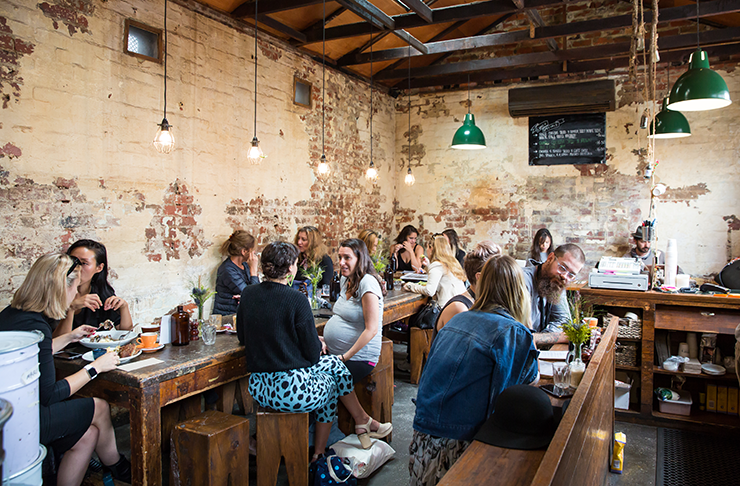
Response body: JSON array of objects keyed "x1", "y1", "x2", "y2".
[{"x1": 84, "y1": 364, "x2": 98, "y2": 380}]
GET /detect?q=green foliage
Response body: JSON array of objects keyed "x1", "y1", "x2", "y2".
[
  {"x1": 371, "y1": 247, "x2": 389, "y2": 274},
  {"x1": 562, "y1": 319, "x2": 591, "y2": 346},
  {"x1": 567, "y1": 290, "x2": 594, "y2": 324},
  {"x1": 304, "y1": 260, "x2": 325, "y2": 297},
  {"x1": 191, "y1": 276, "x2": 216, "y2": 319}
]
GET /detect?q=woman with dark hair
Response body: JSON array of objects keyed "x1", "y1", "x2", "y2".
[
  {"x1": 0, "y1": 253, "x2": 130, "y2": 485},
  {"x1": 442, "y1": 229, "x2": 465, "y2": 269},
  {"x1": 213, "y1": 230, "x2": 260, "y2": 315},
  {"x1": 54, "y1": 239, "x2": 132, "y2": 337},
  {"x1": 294, "y1": 226, "x2": 334, "y2": 287},
  {"x1": 527, "y1": 228, "x2": 554, "y2": 266},
  {"x1": 323, "y1": 238, "x2": 392, "y2": 448},
  {"x1": 434, "y1": 241, "x2": 501, "y2": 333},
  {"x1": 236, "y1": 241, "x2": 354, "y2": 459},
  {"x1": 392, "y1": 225, "x2": 425, "y2": 273},
  {"x1": 409, "y1": 255, "x2": 539, "y2": 485}
]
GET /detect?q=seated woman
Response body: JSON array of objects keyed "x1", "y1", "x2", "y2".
[
  {"x1": 213, "y1": 230, "x2": 260, "y2": 316},
  {"x1": 409, "y1": 255, "x2": 540, "y2": 486},
  {"x1": 0, "y1": 253, "x2": 130, "y2": 485},
  {"x1": 442, "y1": 229, "x2": 465, "y2": 269},
  {"x1": 323, "y1": 238, "x2": 393, "y2": 448},
  {"x1": 294, "y1": 226, "x2": 334, "y2": 288},
  {"x1": 236, "y1": 242, "x2": 353, "y2": 458},
  {"x1": 358, "y1": 229, "x2": 380, "y2": 257},
  {"x1": 435, "y1": 240, "x2": 501, "y2": 334},
  {"x1": 54, "y1": 239, "x2": 132, "y2": 337},
  {"x1": 527, "y1": 228, "x2": 554, "y2": 266},
  {"x1": 392, "y1": 225, "x2": 425, "y2": 273},
  {"x1": 403, "y1": 234, "x2": 466, "y2": 308}
]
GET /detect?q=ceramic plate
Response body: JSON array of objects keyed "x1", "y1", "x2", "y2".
[
  {"x1": 79, "y1": 330, "x2": 138, "y2": 349},
  {"x1": 82, "y1": 349, "x2": 142, "y2": 364},
  {"x1": 701, "y1": 363, "x2": 726, "y2": 375},
  {"x1": 141, "y1": 343, "x2": 165, "y2": 353}
]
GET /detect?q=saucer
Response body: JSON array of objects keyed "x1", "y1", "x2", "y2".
[
  {"x1": 141, "y1": 343, "x2": 165, "y2": 353},
  {"x1": 701, "y1": 363, "x2": 726, "y2": 375}
]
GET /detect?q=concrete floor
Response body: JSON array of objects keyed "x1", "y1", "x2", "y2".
[{"x1": 91, "y1": 345, "x2": 658, "y2": 486}]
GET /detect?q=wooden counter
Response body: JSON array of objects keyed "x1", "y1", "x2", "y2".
[
  {"x1": 440, "y1": 317, "x2": 617, "y2": 486},
  {"x1": 576, "y1": 287, "x2": 740, "y2": 428}
]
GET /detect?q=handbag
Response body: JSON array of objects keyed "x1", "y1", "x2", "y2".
[
  {"x1": 309, "y1": 448, "x2": 357, "y2": 486},
  {"x1": 409, "y1": 301, "x2": 441, "y2": 330},
  {"x1": 330, "y1": 434, "x2": 396, "y2": 479}
]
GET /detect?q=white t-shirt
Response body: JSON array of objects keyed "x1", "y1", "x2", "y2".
[{"x1": 324, "y1": 274, "x2": 383, "y2": 363}]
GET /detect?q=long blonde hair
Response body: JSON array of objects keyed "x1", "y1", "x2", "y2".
[
  {"x1": 12, "y1": 253, "x2": 80, "y2": 320},
  {"x1": 430, "y1": 235, "x2": 466, "y2": 281},
  {"x1": 470, "y1": 255, "x2": 532, "y2": 329},
  {"x1": 358, "y1": 229, "x2": 380, "y2": 256},
  {"x1": 294, "y1": 226, "x2": 328, "y2": 264}
]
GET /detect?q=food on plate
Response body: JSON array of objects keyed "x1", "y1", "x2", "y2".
[
  {"x1": 98, "y1": 319, "x2": 115, "y2": 330},
  {"x1": 89, "y1": 334, "x2": 123, "y2": 343},
  {"x1": 117, "y1": 342, "x2": 137, "y2": 358}
]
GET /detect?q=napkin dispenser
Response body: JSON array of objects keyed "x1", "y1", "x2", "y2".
[{"x1": 159, "y1": 315, "x2": 172, "y2": 344}]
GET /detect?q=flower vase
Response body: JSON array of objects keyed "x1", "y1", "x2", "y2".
[
  {"x1": 569, "y1": 342, "x2": 585, "y2": 388},
  {"x1": 310, "y1": 288, "x2": 319, "y2": 310}
]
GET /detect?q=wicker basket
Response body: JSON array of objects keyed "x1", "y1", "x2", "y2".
[
  {"x1": 615, "y1": 341, "x2": 639, "y2": 367},
  {"x1": 617, "y1": 318, "x2": 642, "y2": 339}
]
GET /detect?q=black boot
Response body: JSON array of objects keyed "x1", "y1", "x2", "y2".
[{"x1": 103, "y1": 454, "x2": 131, "y2": 484}]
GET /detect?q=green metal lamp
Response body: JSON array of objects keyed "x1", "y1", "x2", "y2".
[
  {"x1": 648, "y1": 98, "x2": 691, "y2": 139},
  {"x1": 451, "y1": 113, "x2": 486, "y2": 150},
  {"x1": 667, "y1": 48, "x2": 731, "y2": 112}
]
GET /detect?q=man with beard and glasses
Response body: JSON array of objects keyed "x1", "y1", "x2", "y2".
[{"x1": 522, "y1": 244, "x2": 586, "y2": 347}]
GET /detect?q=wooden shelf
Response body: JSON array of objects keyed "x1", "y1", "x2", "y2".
[
  {"x1": 652, "y1": 409, "x2": 740, "y2": 427},
  {"x1": 653, "y1": 366, "x2": 739, "y2": 382},
  {"x1": 616, "y1": 364, "x2": 640, "y2": 372}
]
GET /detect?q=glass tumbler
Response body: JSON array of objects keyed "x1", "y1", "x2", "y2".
[
  {"x1": 202, "y1": 323, "x2": 217, "y2": 345},
  {"x1": 552, "y1": 362, "x2": 570, "y2": 394}
]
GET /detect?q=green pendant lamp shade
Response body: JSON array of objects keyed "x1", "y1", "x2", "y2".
[
  {"x1": 648, "y1": 98, "x2": 691, "y2": 139},
  {"x1": 451, "y1": 113, "x2": 486, "y2": 150},
  {"x1": 667, "y1": 49, "x2": 731, "y2": 112}
]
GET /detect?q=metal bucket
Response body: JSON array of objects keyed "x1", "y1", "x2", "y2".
[
  {"x1": 4, "y1": 444, "x2": 45, "y2": 486},
  {"x1": 0, "y1": 398, "x2": 12, "y2": 482},
  {"x1": 0, "y1": 330, "x2": 43, "y2": 481}
]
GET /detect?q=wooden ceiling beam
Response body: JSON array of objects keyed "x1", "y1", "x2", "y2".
[
  {"x1": 377, "y1": 26, "x2": 740, "y2": 80},
  {"x1": 335, "y1": 0, "x2": 396, "y2": 30},
  {"x1": 232, "y1": 0, "x2": 322, "y2": 18},
  {"x1": 342, "y1": 0, "x2": 740, "y2": 65},
  {"x1": 300, "y1": 0, "x2": 566, "y2": 44},
  {"x1": 405, "y1": 42, "x2": 740, "y2": 89},
  {"x1": 399, "y1": 0, "x2": 434, "y2": 23}
]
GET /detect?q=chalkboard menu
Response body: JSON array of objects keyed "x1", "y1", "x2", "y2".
[{"x1": 528, "y1": 113, "x2": 606, "y2": 166}]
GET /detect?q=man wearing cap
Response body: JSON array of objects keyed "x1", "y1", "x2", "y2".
[
  {"x1": 522, "y1": 244, "x2": 586, "y2": 347},
  {"x1": 624, "y1": 225, "x2": 665, "y2": 271}
]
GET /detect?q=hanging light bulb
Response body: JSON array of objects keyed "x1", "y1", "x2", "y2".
[
  {"x1": 317, "y1": 154, "x2": 330, "y2": 178},
  {"x1": 365, "y1": 160, "x2": 378, "y2": 183},
  {"x1": 405, "y1": 165, "x2": 415, "y2": 186},
  {"x1": 248, "y1": 0, "x2": 265, "y2": 164},
  {"x1": 247, "y1": 136, "x2": 263, "y2": 164},
  {"x1": 153, "y1": 0, "x2": 175, "y2": 154},
  {"x1": 153, "y1": 118, "x2": 175, "y2": 154}
]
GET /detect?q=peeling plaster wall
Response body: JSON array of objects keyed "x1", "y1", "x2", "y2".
[
  {"x1": 0, "y1": 0, "x2": 396, "y2": 320},
  {"x1": 394, "y1": 72, "x2": 740, "y2": 277}
]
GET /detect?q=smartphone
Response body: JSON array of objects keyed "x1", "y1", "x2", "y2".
[
  {"x1": 540, "y1": 383, "x2": 574, "y2": 399},
  {"x1": 54, "y1": 351, "x2": 83, "y2": 360}
]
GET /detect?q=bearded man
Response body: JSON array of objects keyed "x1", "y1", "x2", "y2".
[{"x1": 522, "y1": 243, "x2": 586, "y2": 347}]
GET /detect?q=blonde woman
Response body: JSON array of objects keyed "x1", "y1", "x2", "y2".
[
  {"x1": 294, "y1": 226, "x2": 334, "y2": 287},
  {"x1": 358, "y1": 229, "x2": 380, "y2": 257},
  {"x1": 213, "y1": 230, "x2": 260, "y2": 315},
  {"x1": 403, "y1": 234, "x2": 466, "y2": 307},
  {"x1": 409, "y1": 255, "x2": 540, "y2": 486},
  {"x1": 0, "y1": 254, "x2": 130, "y2": 485}
]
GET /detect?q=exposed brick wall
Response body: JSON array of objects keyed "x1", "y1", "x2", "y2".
[
  {"x1": 38, "y1": 0, "x2": 94, "y2": 36},
  {"x1": 0, "y1": 16, "x2": 34, "y2": 109}
]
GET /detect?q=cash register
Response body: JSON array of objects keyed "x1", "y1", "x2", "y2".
[{"x1": 588, "y1": 257, "x2": 649, "y2": 291}]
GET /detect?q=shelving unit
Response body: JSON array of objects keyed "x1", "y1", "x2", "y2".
[{"x1": 577, "y1": 287, "x2": 740, "y2": 429}]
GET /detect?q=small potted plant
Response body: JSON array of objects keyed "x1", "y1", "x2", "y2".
[
  {"x1": 563, "y1": 291, "x2": 594, "y2": 388},
  {"x1": 191, "y1": 276, "x2": 216, "y2": 327},
  {"x1": 303, "y1": 260, "x2": 325, "y2": 310}
]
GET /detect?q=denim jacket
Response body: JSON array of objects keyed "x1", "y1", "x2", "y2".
[{"x1": 413, "y1": 308, "x2": 539, "y2": 441}]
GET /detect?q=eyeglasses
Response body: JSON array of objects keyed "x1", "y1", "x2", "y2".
[
  {"x1": 66, "y1": 255, "x2": 81, "y2": 277},
  {"x1": 554, "y1": 256, "x2": 578, "y2": 280}
]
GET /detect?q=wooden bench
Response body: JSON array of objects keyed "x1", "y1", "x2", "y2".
[
  {"x1": 256, "y1": 409, "x2": 309, "y2": 486},
  {"x1": 338, "y1": 339, "x2": 394, "y2": 440},
  {"x1": 409, "y1": 328, "x2": 434, "y2": 385},
  {"x1": 170, "y1": 410, "x2": 250, "y2": 486}
]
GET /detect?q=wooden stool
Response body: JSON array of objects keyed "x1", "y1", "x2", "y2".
[
  {"x1": 217, "y1": 376, "x2": 254, "y2": 415},
  {"x1": 171, "y1": 410, "x2": 250, "y2": 486},
  {"x1": 338, "y1": 339, "x2": 394, "y2": 440},
  {"x1": 256, "y1": 409, "x2": 309, "y2": 486},
  {"x1": 410, "y1": 328, "x2": 434, "y2": 385}
]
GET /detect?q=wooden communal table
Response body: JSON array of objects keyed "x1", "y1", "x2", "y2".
[
  {"x1": 56, "y1": 336, "x2": 247, "y2": 486},
  {"x1": 440, "y1": 317, "x2": 618, "y2": 486},
  {"x1": 576, "y1": 287, "x2": 740, "y2": 428}
]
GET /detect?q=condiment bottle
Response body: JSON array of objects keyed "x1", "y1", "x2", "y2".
[
  {"x1": 384, "y1": 264, "x2": 394, "y2": 292},
  {"x1": 172, "y1": 305, "x2": 190, "y2": 346},
  {"x1": 330, "y1": 272, "x2": 340, "y2": 302}
]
